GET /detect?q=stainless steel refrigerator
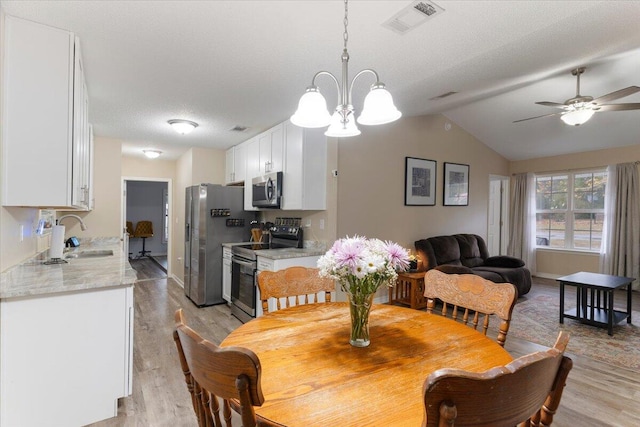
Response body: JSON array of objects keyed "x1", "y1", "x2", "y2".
[{"x1": 184, "y1": 184, "x2": 255, "y2": 306}]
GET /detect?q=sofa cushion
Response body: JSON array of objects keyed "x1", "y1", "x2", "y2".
[
  {"x1": 454, "y1": 234, "x2": 485, "y2": 268},
  {"x1": 427, "y1": 236, "x2": 462, "y2": 266},
  {"x1": 484, "y1": 255, "x2": 525, "y2": 268}
]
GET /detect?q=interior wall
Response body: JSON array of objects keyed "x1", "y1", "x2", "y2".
[
  {"x1": 337, "y1": 114, "x2": 509, "y2": 251},
  {"x1": 126, "y1": 181, "x2": 168, "y2": 256},
  {"x1": 509, "y1": 143, "x2": 640, "y2": 278}
]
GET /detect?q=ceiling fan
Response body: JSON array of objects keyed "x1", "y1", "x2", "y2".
[{"x1": 514, "y1": 67, "x2": 640, "y2": 126}]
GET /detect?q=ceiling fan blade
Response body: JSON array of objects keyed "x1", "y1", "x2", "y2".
[
  {"x1": 535, "y1": 101, "x2": 568, "y2": 109},
  {"x1": 592, "y1": 86, "x2": 640, "y2": 104},
  {"x1": 595, "y1": 103, "x2": 640, "y2": 112},
  {"x1": 513, "y1": 112, "x2": 563, "y2": 123}
]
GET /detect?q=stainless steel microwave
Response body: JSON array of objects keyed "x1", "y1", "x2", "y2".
[{"x1": 252, "y1": 171, "x2": 282, "y2": 208}]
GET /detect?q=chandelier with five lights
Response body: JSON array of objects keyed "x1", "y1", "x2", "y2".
[{"x1": 290, "y1": 0, "x2": 401, "y2": 137}]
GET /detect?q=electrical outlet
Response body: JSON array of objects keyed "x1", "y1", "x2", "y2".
[
  {"x1": 19, "y1": 225, "x2": 24, "y2": 242},
  {"x1": 319, "y1": 219, "x2": 325, "y2": 230}
]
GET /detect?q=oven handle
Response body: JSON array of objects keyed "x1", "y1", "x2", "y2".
[{"x1": 232, "y1": 257, "x2": 256, "y2": 268}]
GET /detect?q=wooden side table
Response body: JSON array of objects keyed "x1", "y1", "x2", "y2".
[{"x1": 389, "y1": 271, "x2": 427, "y2": 309}]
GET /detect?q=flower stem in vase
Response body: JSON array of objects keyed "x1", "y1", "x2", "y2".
[{"x1": 348, "y1": 292, "x2": 374, "y2": 347}]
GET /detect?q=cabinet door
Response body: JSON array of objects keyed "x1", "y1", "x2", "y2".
[
  {"x1": 222, "y1": 258, "x2": 232, "y2": 303},
  {"x1": 225, "y1": 147, "x2": 235, "y2": 184},
  {"x1": 234, "y1": 142, "x2": 247, "y2": 183},
  {"x1": 258, "y1": 131, "x2": 271, "y2": 174},
  {"x1": 258, "y1": 123, "x2": 284, "y2": 174},
  {"x1": 269, "y1": 123, "x2": 284, "y2": 173},
  {"x1": 244, "y1": 137, "x2": 260, "y2": 210},
  {"x1": 2, "y1": 16, "x2": 75, "y2": 207}
]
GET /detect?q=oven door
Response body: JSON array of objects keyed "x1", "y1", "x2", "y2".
[{"x1": 231, "y1": 255, "x2": 257, "y2": 321}]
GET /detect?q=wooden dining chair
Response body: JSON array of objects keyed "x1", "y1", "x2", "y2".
[
  {"x1": 257, "y1": 266, "x2": 335, "y2": 313},
  {"x1": 173, "y1": 309, "x2": 265, "y2": 427},
  {"x1": 424, "y1": 269, "x2": 517, "y2": 346},
  {"x1": 422, "y1": 331, "x2": 573, "y2": 427}
]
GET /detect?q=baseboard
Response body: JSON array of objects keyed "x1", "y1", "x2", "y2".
[
  {"x1": 171, "y1": 274, "x2": 184, "y2": 288},
  {"x1": 534, "y1": 273, "x2": 563, "y2": 280}
]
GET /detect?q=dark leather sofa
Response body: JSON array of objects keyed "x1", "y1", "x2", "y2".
[{"x1": 414, "y1": 234, "x2": 531, "y2": 296}]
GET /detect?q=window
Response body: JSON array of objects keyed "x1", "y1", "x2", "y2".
[{"x1": 535, "y1": 170, "x2": 606, "y2": 251}]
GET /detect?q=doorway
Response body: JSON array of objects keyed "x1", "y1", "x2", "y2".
[
  {"x1": 122, "y1": 177, "x2": 172, "y2": 277},
  {"x1": 487, "y1": 175, "x2": 509, "y2": 256}
]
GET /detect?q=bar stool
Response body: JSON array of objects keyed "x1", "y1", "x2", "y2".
[{"x1": 133, "y1": 220, "x2": 154, "y2": 257}]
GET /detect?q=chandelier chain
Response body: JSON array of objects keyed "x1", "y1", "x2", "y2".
[{"x1": 343, "y1": 0, "x2": 349, "y2": 50}]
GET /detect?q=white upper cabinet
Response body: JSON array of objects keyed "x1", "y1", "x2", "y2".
[
  {"x1": 244, "y1": 137, "x2": 260, "y2": 210},
  {"x1": 225, "y1": 142, "x2": 247, "y2": 185},
  {"x1": 238, "y1": 120, "x2": 327, "y2": 211},
  {"x1": 258, "y1": 123, "x2": 284, "y2": 174},
  {"x1": 281, "y1": 121, "x2": 327, "y2": 210},
  {"x1": 2, "y1": 16, "x2": 92, "y2": 209}
]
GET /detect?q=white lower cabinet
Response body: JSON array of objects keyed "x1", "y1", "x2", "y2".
[
  {"x1": 0, "y1": 285, "x2": 134, "y2": 427},
  {"x1": 222, "y1": 247, "x2": 232, "y2": 303},
  {"x1": 255, "y1": 255, "x2": 321, "y2": 317}
]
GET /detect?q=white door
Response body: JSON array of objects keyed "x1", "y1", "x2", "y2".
[{"x1": 487, "y1": 176, "x2": 509, "y2": 255}]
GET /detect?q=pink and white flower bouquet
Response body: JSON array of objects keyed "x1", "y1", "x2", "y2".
[
  {"x1": 318, "y1": 236, "x2": 410, "y2": 347},
  {"x1": 318, "y1": 235, "x2": 411, "y2": 295}
]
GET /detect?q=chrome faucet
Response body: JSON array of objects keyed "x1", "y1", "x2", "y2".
[{"x1": 57, "y1": 214, "x2": 88, "y2": 231}]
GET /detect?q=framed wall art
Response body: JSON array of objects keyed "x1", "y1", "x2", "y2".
[
  {"x1": 443, "y1": 162, "x2": 469, "y2": 206},
  {"x1": 404, "y1": 157, "x2": 436, "y2": 206}
]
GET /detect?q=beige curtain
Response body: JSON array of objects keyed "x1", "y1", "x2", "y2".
[
  {"x1": 507, "y1": 172, "x2": 536, "y2": 275},
  {"x1": 600, "y1": 162, "x2": 640, "y2": 290}
]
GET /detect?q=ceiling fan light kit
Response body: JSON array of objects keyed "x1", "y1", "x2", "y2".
[
  {"x1": 167, "y1": 119, "x2": 198, "y2": 135},
  {"x1": 514, "y1": 67, "x2": 640, "y2": 126},
  {"x1": 290, "y1": 0, "x2": 401, "y2": 137}
]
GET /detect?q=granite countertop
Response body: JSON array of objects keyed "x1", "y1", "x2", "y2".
[
  {"x1": 256, "y1": 248, "x2": 325, "y2": 260},
  {"x1": 0, "y1": 237, "x2": 137, "y2": 300}
]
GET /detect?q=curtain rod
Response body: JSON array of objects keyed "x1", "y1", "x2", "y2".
[{"x1": 512, "y1": 161, "x2": 639, "y2": 176}]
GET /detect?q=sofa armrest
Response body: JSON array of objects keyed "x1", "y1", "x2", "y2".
[
  {"x1": 434, "y1": 265, "x2": 475, "y2": 275},
  {"x1": 484, "y1": 255, "x2": 525, "y2": 268}
]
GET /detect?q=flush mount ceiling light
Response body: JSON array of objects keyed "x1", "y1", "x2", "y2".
[
  {"x1": 143, "y1": 149, "x2": 162, "y2": 159},
  {"x1": 167, "y1": 119, "x2": 198, "y2": 135},
  {"x1": 290, "y1": 0, "x2": 401, "y2": 137}
]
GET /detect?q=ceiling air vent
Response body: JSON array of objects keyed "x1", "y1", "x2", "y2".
[
  {"x1": 229, "y1": 125, "x2": 248, "y2": 132},
  {"x1": 383, "y1": 1, "x2": 445, "y2": 35}
]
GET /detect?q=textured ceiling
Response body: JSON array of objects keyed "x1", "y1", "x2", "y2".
[{"x1": 2, "y1": 1, "x2": 640, "y2": 161}]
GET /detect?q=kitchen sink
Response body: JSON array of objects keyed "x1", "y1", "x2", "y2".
[{"x1": 65, "y1": 249, "x2": 114, "y2": 259}]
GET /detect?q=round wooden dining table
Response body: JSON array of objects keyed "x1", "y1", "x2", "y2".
[{"x1": 220, "y1": 302, "x2": 513, "y2": 427}]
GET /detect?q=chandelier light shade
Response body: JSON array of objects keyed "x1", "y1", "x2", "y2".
[
  {"x1": 560, "y1": 108, "x2": 595, "y2": 126},
  {"x1": 290, "y1": 0, "x2": 401, "y2": 137},
  {"x1": 290, "y1": 87, "x2": 332, "y2": 128},
  {"x1": 143, "y1": 149, "x2": 162, "y2": 159},
  {"x1": 357, "y1": 84, "x2": 402, "y2": 125},
  {"x1": 168, "y1": 119, "x2": 198, "y2": 134}
]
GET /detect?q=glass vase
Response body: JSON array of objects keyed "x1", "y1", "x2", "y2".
[{"x1": 347, "y1": 292, "x2": 374, "y2": 347}]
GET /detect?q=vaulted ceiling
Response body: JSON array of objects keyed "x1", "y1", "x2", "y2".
[{"x1": 2, "y1": 1, "x2": 640, "y2": 161}]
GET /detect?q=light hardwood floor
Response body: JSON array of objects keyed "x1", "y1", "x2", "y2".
[{"x1": 89, "y1": 260, "x2": 640, "y2": 426}]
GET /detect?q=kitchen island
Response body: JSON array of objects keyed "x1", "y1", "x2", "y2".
[{"x1": 0, "y1": 238, "x2": 136, "y2": 427}]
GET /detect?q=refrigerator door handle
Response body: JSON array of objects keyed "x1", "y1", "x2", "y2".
[{"x1": 185, "y1": 223, "x2": 190, "y2": 241}]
